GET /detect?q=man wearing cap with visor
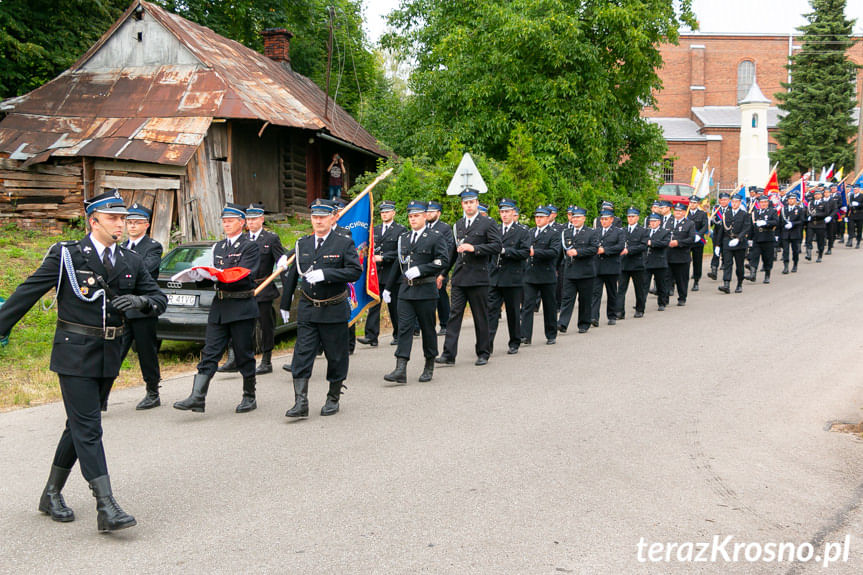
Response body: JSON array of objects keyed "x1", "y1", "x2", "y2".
[
  {"x1": 0, "y1": 190, "x2": 166, "y2": 532},
  {"x1": 360, "y1": 201, "x2": 405, "y2": 347}
]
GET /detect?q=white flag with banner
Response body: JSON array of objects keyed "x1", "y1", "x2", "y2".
[{"x1": 446, "y1": 153, "x2": 488, "y2": 196}]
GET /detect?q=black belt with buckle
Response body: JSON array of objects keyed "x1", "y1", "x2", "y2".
[
  {"x1": 300, "y1": 290, "x2": 348, "y2": 307},
  {"x1": 57, "y1": 319, "x2": 125, "y2": 340},
  {"x1": 406, "y1": 276, "x2": 435, "y2": 286},
  {"x1": 216, "y1": 289, "x2": 255, "y2": 300}
]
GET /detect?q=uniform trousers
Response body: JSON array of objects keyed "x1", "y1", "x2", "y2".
[
  {"x1": 806, "y1": 227, "x2": 826, "y2": 255},
  {"x1": 364, "y1": 292, "x2": 399, "y2": 343},
  {"x1": 782, "y1": 239, "x2": 801, "y2": 264},
  {"x1": 557, "y1": 277, "x2": 593, "y2": 331},
  {"x1": 851, "y1": 219, "x2": 863, "y2": 242},
  {"x1": 256, "y1": 300, "x2": 275, "y2": 353},
  {"x1": 488, "y1": 285, "x2": 523, "y2": 348},
  {"x1": 591, "y1": 274, "x2": 620, "y2": 321},
  {"x1": 53, "y1": 375, "x2": 112, "y2": 480},
  {"x1": 722, "y1": 249, "x2": 746, "y2": 283},
  {"x1": 521, "y1": 282, "x2": 557, "y2": 341},
  {"x1": 395, "y1": 298, "x2": 438, "y2": 360},
  {"x1": 645, "y1": 268, "x2": 668, "y2": 306},
  {"x1": 690, "y1": 244, "x2": 705, "y2": 281},
  {"x1": 197, "y1": 317, "x2": 257, "y2": 378},
  {"x1": 119, "y1": 316, "x2": 160, "y2": 385},
  {"x1": 436, "y1": 276, "x2": 450, "y2": 329},
  {"x1": 617, "y1": 269, "x2": 646, "y2": 315},
  {"x1": 442, "y1": 285, "x2": 491, "y2": 360},
  {"x1": 292, "y1": 320, "x2": 349, "y2": 382},
  {"x1": 749, "y1": 241, "x2": 775, "y2": 273}
]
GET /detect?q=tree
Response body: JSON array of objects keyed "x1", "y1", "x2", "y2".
[
  {"x1": 381, "y1": 0, "x2": 695, "y2": 202},
  {"x1": 0, "y1": 0, "x2": 129, "y2": 99},
  {"x1": 772, "y1": 0, "x2": 859, "y2": 179}
]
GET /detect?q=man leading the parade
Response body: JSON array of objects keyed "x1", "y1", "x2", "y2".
[{"x1": 0, "y1": 190, "x2": 166, "y2": 532}]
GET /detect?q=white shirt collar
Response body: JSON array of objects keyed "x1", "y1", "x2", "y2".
[
  {"x1": 89, "y1": 234, "x2": 114, "y2": 260},
  {"x1": 226, "y1": 233, "x2": 242, "y2": 245},
  {"x1": 314, "y1": 231, "x2": 331, "y2": 245}
]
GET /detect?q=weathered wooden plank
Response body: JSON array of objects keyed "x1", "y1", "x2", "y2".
[
  {"x1": 97, "y1": 174, "x2": 180, "y2": 190},
  {"x1": 220, "y1": 161, "x2": 233, "y2": 204},
  {"x1": 0, "y1": 159, "x2": 81, "y2": 176},
  {"x1": 131, "y1": 189, "x2": 156, "y2": 210},
  {"x1": 118, "y1": 190, "x2": 134, "y2": 206},
  {"x1": 93, "y1": 160, "x2": 186, "y2": 177},
  {"x1": 151, "y1": 190, "x2": 174, "y2": 249},
  {"x1": 0, "y1": 175, "x2": 80, "y2": 187}
]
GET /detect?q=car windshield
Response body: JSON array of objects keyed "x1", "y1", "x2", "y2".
[{"x1": 159, "y1": 246, "x2": 214, "y2": 275}]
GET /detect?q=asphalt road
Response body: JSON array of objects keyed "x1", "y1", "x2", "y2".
[{"x1": 1, "y1": 247, "x2": 863, "y2": 574}]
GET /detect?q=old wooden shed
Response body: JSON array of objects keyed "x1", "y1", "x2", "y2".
[{"x1": 0, "y1": 0, "x2": 387, "y2": 246}]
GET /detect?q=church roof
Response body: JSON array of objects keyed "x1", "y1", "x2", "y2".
[
  {"x1": 645, "y1": 117, "x2": 706, "y2": 141},
  {"x1": 0, "y1": 0, "x2": 386, "y2": 166},
  {"x1": 691, "y1": 106, "x2": 785, "y2": 129}
]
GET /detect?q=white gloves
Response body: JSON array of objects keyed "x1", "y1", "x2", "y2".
[
  {"x1": 728, "y1": 238, "x2": 740, "y2": 248},
  {"x1": 714, "y1": 246, "x2": 721, "y2": 257},
  {"x1": 825, "y1": 216, "x2": 832, "y2": 223},
  {"x1": 405, "y1": 267, "x2": 421, "y2": 280},
  {"x1": 785, "y1": 222, "x2": 793, "y2": 230},
  {"x1": 185, "y1": 268, "x2": 215, "y2": 282},
  {"x1": 280, "y1": 310, "x2": 290, "y2": 323},
  {"x1": 276, "y1": 254, "x2": 290, "y2": 269},
  {"x1": 747, "y1": 240, "x2": 753, "y2": 247},
  {"x1": 853, "y1": 201, "x2": 860, "y2": 207},
  {"x1": 756, "y1": 220, "x2": 766, "y2": 227},
  {"x1": 305, "y1": 269, "x2": 325, "y2": 284},
  {"x1": 382, "y1": 289, "x2": 392, "y2": 304},
  {"x1": 694, "y1": 234, "x2": 701, "y2": 243}
]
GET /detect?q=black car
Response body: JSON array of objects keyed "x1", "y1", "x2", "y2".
[{"x1": 156, "y1": 241, "x2": 297, "y2": 348}]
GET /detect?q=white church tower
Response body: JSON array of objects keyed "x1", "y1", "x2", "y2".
[{"x1": 737, "y1": 79, "x2": 771, "y2": 189}]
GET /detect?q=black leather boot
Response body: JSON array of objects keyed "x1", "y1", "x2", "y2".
[
  {"x1": 782, "y1": 262, "x2": 789, "y2": 274},
  {"x1": 38, "y1": 465, "x2": 74, "y2": 522},
  {"x1": 691, "y1": 280, "x2": 699, "y2": 292},
  {"x1": 418, "y1": 357, "x2": 435, "y2": 382},
  {"x1": 255, "y1": 351, "x2": 273, "y2": 375},
  {"x1": 384, "y1": 357, "x2": 408, "y2": 385},
  {"x1": 763, "y1": 271, "x2": 770, "y2": 284},
  {"x1": 173, "y1": 373, "x2": 211, "y2": 412},
  {"x1": 89, "y1": 475, "x2": 136, "y2": 532},
  {"x1": 717, "y1": 281, "x2": 730, "y2": 294},
  {"x1": 826, "y1": 247, "x2": 832, "y2": 255},
  {"x1": 217, "y1": 348, "x2": 238, "y2": 373},
  {"x1": 747, "y1": 271, "x2": 757, "y2": 282},
  {"x1": 792, "y1": 262, "x2": 798, "y2": 272},
  {"x1": 285, "y1": 379, "x2": 309, "y2": 418},
  {"x1": 816, "y1": 252, "x2": 823, "y2": 262},
  {"x1": 321, "y1": 381, "x2": 344, "y2": 416},
  {"x1": 734, "y1": 281, "x2": 743, "y2": 293},
  {"x1": 135, "y1": 381, "x2": 160, "y2": 410},
  {"x1": 236, "y1": 376, "x2": 257, "y2": 413},
  {"x1": 805, "y1": 246, "x2": 812, "y2": 260},
  {"x1": 707, "y1": 266, "x2": 718, "y2": 280}
]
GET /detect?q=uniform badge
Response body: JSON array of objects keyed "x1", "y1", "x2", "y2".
[
  {"x1": 433, "y1": 259, "x2": 442, "y2": 265},
  {"x1": 87, "y1": 277, "x2": 96, "y2": 286},
  {"x1": 80, "y1": 286, "x2": 89, "y2": 295},
  {"x1": 83, "y1": 246, "x2": 92, "y2": 253}
]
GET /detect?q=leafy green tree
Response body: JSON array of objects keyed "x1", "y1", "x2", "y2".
[
  {"x1": 772, "y1": 0, "x2": 859, "y2": 179},
  {"x1": 0, "y1": 0, "x2": 129, "y2": 99},
  {"x1": 381, "y1": 0, "x2": 694, "y2": 204}
]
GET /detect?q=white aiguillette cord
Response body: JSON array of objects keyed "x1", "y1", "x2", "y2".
[{"x1": 43, "y1": 246, "x2": 107, "y2": 330}]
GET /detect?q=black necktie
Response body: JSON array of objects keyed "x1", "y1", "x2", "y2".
[
  {"x1": 316, "y1": 237, "x2": 323, "y2": 252},
  {"x1": 102, "y1": 248, "x2": 114, "y2": 275},
  {"x1": 650, "y1": 229, "x2": 655, "y2": 238},
  {"x1": 466, "y1": 219, "x2": 472, "y2": 231},
  {"x1": 411, "y1": 232, "x2": 418, "y2": 245}
]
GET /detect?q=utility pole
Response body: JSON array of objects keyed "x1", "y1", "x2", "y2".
[{"x1": 324, "y1": 6, "x2": 334, "y2": 121}]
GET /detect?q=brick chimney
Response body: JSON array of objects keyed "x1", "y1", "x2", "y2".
[{"x1": 262, "y1": 28, "x2": 293, "y2": 69}]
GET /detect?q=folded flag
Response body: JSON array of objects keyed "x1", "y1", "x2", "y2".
[{"x1": 171, "y1": 266, "x2": 250, "y2": 284}]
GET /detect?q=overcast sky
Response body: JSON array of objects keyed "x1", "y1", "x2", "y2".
[{"x1": 363, "y1": 0, "x2": 863, "y2": 44}]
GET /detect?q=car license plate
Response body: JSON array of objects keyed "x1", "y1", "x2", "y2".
[{"x1": 167, "y1": 294, "x2": 197, "y2": 306}]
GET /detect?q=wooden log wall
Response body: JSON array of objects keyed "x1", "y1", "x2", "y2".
[
  {"x1": 0, "y1": 157, "x2": 83, "y2": 235},
  {"x1": 282, "y1": 131, "x2": 309, "y2": 216},
  {"x1": 184, "y1": 127, "x2": 233, "y2": 241}
]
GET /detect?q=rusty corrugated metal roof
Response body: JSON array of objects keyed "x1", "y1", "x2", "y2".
[{"x1": 0, "y1": 0, "x2": 387, "y2": 165}]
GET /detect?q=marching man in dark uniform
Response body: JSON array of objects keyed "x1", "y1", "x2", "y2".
[
  {"x1": 643, "y1": 213, "x2": 672, "y2": 309},
  {"x1": 520, "y1": 205, "x2": 561, "y2": 345},
  {"x1": 591, "y1": 209, "x2": 625, "y2": 325},
  {"x1": 360, "y1": 201, "x2": 405, "y2": 347},
  {"x1": 488, "y1": 199, "x2": 530, "y2": 354},
  {"x1": 239, "y1": 203, "x2": 285, "y2": 375},
  {"x1": 825, "y1": 185, "x2": 839, "y2": 254},
  {"x1": 281, "y1": 199, "x2": 362, "y2": 417},
  {"x1": 686, "y1": 196, "x2": 709, "y2": 291},
  {"x1": 707, "y1": 192, "x2": 731, "y2": 280},
  {"x1": 557, "y1": 206, "x2": 599, "y2": 333},
  {"x1": 118, "y1": 203, "x2": 164, "y2": 410},
  {"x1": 718, "y1": 192, "x2": 752, "y2": 293},
  {"x1": 848, "y1": 184, "x2": 863, "y2": 249},
  {"x1": 0, "y1": 190, "x2": 166, "y2": 532},
  {"x1": 617, "y1": 207, "x2": 649, "y2": 319},
  {"x1": 806, "y1": 188, "x2": 828, "y2": 263},
  {"x1": 174, "y1": 203, "x2": 261, "y2": 414},
  {"x1": 382, "y1": 201, "x2": 449, "y2": 384},
  {"x1": 425, "y1": 201, "x2": 452, "y2": 335},
  {"x1": 780, "y1": 191, "x2": 805, "y2": 273},
  {"x1": 748, "y1": 195, "x2": 779, "y2": 283},
  {"x1": 436, "y1": 189, "x2": 502, "y2": 366},
  {"x1": 667, "y1": 202, "x2": 696, "y2": 306}
]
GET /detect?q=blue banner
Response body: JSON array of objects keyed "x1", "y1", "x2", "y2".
[{"x1": 337, "y1": 188, "x2": 380, "y2": 326}]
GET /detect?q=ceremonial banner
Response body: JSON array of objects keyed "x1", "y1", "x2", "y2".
[{"x1": 338, "y1": 187, "x2": 380, "y2": 327}]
